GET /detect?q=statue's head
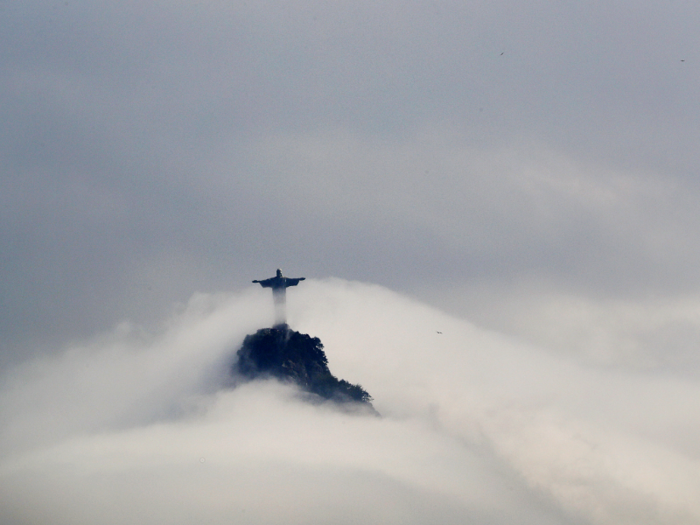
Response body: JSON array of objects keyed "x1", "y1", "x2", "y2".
[{"x1": 276, "y1": 269, "x2": 282, "y2": 277}]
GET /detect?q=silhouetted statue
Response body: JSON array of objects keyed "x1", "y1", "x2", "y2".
[
  {"x1": 253, "y1": 269, "x2": 305, "y2": 290},
  {"x1": 253, "y1": 269, "x2": 305, "y2": 325}
]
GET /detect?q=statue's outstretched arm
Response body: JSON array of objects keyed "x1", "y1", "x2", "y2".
[{"x1": 284, "y1": 277, "x2": 305, "y2": 287}]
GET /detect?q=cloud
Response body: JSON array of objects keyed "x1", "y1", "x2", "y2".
[{"x1": 1, "y1": 280, "x2": 699, "y2": 524}]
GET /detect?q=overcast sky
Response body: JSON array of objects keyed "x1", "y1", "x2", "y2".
[
  {"x1": 3, "y1": 0, "x2": 700, "y2": 365},
  {"x1": 2, "y1": 1, "x2": 700, "y2": 522}
]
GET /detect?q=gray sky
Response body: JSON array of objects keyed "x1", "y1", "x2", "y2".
[
  {"x1": 3, "y1": 0, "x2": 700, "y2": 365},
  {"x1": 2, "y1": 1, "x2": 700, "y2": 521}
]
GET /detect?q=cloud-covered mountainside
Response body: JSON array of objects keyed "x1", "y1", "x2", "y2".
[
  {"x1": 1, "y1": 279, "x2": 699, "y2": 525},
  {"x1": 235, "y1": 325, "x2": 374, "y2": 407}
]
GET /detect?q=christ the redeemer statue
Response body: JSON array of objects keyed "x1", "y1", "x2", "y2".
[{"x1": 253, "y1": 269, "x2": 305, "y2": 326}]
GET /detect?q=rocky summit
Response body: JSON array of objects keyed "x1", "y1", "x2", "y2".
[{"x1": 233, "y1": 325, "x2": 374, "y2": 407}]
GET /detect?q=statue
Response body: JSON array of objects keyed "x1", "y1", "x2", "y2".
[{"x1": 253, "y1": 269, "x2": 305, "y2": 326}]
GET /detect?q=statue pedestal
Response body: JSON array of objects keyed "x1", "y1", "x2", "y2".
[{"x1": 273, "y1": 288, "x2": 286, "y2": 325}]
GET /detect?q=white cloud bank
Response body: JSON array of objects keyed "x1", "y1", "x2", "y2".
[{"x1": 1, "y1": 280, "x2": 699, "y2": 524}]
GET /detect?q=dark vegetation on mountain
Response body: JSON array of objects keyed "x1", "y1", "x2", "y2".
[{"x1": 233, "y1": 325, "x2": 374, "y2": 407}]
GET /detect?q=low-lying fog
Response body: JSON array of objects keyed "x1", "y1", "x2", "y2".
[{"x1": 2, "y1": 279, "x2": 699, "y2": 524}]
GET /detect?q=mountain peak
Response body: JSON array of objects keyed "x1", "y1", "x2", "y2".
[{"x1": 233, "y1": 325, "x2": 374, "y2": 408}]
